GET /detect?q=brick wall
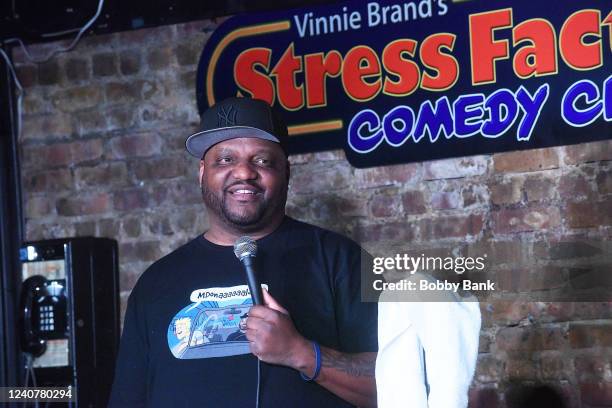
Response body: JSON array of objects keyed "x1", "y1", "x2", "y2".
[{"x1": 14, "y1": 19, "x2": 612, "y2": 408}]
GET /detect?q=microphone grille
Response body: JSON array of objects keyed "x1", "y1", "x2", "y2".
[{"x1": 233, "y1": 236, "x2": 257, "y2": 260}]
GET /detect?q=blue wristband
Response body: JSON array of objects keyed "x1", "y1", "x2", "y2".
[{"x1": 300, "y1": 341, "x2": 321, "y2": 382}]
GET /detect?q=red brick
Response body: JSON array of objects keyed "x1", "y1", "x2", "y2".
[
  {"x1": 505, "y1": 358, "x2": 538, "y2": 380},
  {"x1": 431, "y1": 191, "x2": 461, "y2": 210},
  {"x1": 354, "y1": 222, "x2": 416, "y2": 243},
  {"x1": 147, "y1": 47, "x2": 175, "y2": 70},
  {"x1": 474, "y1": 354, "x2": 503, "y2": 383},
  {"x1": 497, "y1": 267, "x2": 567, "y2": 292},
  {"x1": 493, "y1": 148, "x2": 559, "y2": 173},
  {"x1": 575, "y1": 355, "x2": 610, "y2": 382},
  {"x1": 489, "y1": 178, "x2": 523, "y2": 205},
  {"x1": 523, "y1": 176, "x2": 555, "y2": 202},
  {"x1": 496, "y1": 326, "x2": 567, "y2": 352},
  {"x1": 37, "y1": 60, "x2": 61, "y2": 85},
  {"x1": 75, "y1": 221, "x2": 96, "y2": 236},
  {"x1": 597, "y1": 166, "x2": 612, "y2": 194},
  {"x1": 71, "y1": 139, "x2": 104, "y2": 164},
  {"x1": 105, "y1": 81, "x2": 155, "y2": 104},
  {"x1": 424, "y1": 156, "x2": 488, "y2": 180},
  {"x1": 484, "y1": 301, "x2": 531, "y2": 326},
  {"x1": 547, "y1": 241, "x2": 602, "y2": 260},
  {"x1": 479, "y1": 333, "x2": 492, "y2": 353},
  {"x1": 74, "y1": 163, "x2": 128, "y2": 188},
  {"x1": 420, "y1": 214, "x2": 484, "y2": 240},
  {"x1": 369, "y1": 194, "x2": 402, "y2": 218},
  {"x1": 565, "y1": 199, "x2": 612, "y2": 228},
  {"x1": 569, "y1": 322, "x2": 612, "y2": 348},
  {"x1": 92, "y1": 52, "x2": 117, "y2": 77},
  {"x1": 108, "y1": 132, "x2": 162, "y2": 159},
  {"x1": 23, "y1": 140, "x2": 102, "y2": 168},
  {"x1": 122, "y1": 217, "x2": 142, "y2": 238},
  {"x1": 175, "y1": 41, "x2": 202, "y2": 66},
  {"x1": 22, "y1": 114, "x2": 73, "y2": 141},
  {"x1": 98, "y1": 218, "x2": 120, "y2": 238},
  {"x1": 166, "y1": 180, "x2": 204, "y2": 206},
  {"x1": 25, "y1": 195, "x2": 53, "y2": 217},
  {"x1": 289, "y1": 165, "x2": 351, "y2": 194},
  {"x1": 539, "y1": 353, "x2": 573, "y2": 380},
  {"x1": 468, "y1": 387, "x2": 499, "y2": 408},
  {"x1": 580, "y1": 382, "x2": 612, "y2": 406},
  {"x1": 354, "y1": 163, "x2": 419, "y2": 188},
  {"x1": 113, "y1": 188, "x2": 150, "y2": 212},
  {"x1": 528, "y1": 302, "x2": 575, "y2": 323},
  {"x1": 401, "y1": 190, "x2": 427, "y2": 214},
  {"x1": 56, "y1": 193, "x2": 110, "y2": 216},
  {"x1": 119, "y1": 50, "x2": 141, "y2": 75},
  {"x1": 492, "y1": 206, "x2": 561, "y2": 234},
  {"x1": 16, "y1": 64, "x2": 37, "y2": 88},
  {"x1": 336, "y1": 196, "x2": 369, "y2": 217},
  {"x1": 22, "y1": 143, "x2": 71, "y2": 167},
  {"x1": 51, "y1": 86, "x2": 103, "y2": 112},
  {"x1": 65, "y1": 58, "x2": 90, "y2": 81},
  {"x1": 559, "y1": 173, "x2": 594, "y2": 200},
  {"x1": 132, "y1": 156, "x2": 189, "y2": 180},
  {"x1": 573, "y1": 302, "x2": 612, "y2": 320},
  {"x1": 564, "y1": 140, "x2": 612, "y2": 165},
  {"x1": 75, "y1": 110, "x2": 108, "y2": 134},
  {"x1": 23, "y1": 169, "x2": 73, "y2": 192}
]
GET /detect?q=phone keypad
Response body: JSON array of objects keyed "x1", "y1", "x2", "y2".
[{"x1": 39, "y1": 305, "x2": 55, "y2": 332}]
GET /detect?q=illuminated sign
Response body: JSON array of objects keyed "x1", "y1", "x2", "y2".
[{"x1": 196, "y1": 0, "x2": 612, "y2": 167}]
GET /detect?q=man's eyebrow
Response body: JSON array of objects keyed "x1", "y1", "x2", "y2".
[{"x1": 212, "y1": 147, "x2": 235, "y2": 156}]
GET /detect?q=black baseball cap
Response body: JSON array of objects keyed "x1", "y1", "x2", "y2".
[{"x1": 185, "y1": 97, "x2": 289, "y2": 159}]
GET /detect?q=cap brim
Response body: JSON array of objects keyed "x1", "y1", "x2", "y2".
[{"x1": 185, "y1": 126, "x2": 281, "y2": 159}]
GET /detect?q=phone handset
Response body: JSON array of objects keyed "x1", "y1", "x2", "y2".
[{"x1": 19, "y1": 275, "x2": 48, "y2": 356}]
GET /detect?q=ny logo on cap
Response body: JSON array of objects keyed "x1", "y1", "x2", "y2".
[{"x1": 217, "y1": 105, "x2": 237, "y2": 127}]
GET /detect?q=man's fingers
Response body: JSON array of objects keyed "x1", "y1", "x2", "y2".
[
  {"x1": 262, "y1": 289, "x2": 289, "y2": 315},
  {"x1": 247, "y1": 305, "x2": 274, "y2": 319}
]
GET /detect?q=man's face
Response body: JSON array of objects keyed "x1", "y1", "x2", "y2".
[
  {"x1": 199, "y1": 137, "x2": 289, "y2": 230},
  {"x1": 174, "y1": 318, "x2": 191, "y2": 340}
]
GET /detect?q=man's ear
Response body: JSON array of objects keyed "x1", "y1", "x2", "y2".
[{"x1": 199, "y1": 160, "x2": 205, "y2": 186}]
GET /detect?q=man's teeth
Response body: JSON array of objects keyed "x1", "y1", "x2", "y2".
[{"x1": 235, "y1": 190, "x2": 255, "y2": 194}]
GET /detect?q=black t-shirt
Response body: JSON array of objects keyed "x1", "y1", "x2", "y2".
[{"x1": 109, "y1": 217, "x2": 378, "y2": 407}]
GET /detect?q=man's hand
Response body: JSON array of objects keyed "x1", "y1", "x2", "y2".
[
  {"x1": 246, "y1": 290, "x2": 377, "y2": 408},
  {"x1": 245, "y1": 290, "x2": 312, "y2": 370}
]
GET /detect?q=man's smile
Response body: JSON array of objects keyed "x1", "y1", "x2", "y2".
[{"x1": 225, "y1": 184, "x2": 263, "y2": 202}]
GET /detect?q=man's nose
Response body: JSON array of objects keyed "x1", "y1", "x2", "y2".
[{"x1": 231, "y1": 160, "x2": 258, "y2": 180}]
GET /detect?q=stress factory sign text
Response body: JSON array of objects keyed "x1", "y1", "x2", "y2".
[{"x1": 196, "y1": 0, "x2": 612, "y2": 168}]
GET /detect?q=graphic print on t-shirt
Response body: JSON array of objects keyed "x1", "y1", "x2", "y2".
[{"x1": 167, "y1": 284, "x2": 266, "y2": 359}]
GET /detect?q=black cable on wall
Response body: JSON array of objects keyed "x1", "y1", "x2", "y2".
[{"x1": 0, "y1": 45, "x2": 25, "y2": 400}]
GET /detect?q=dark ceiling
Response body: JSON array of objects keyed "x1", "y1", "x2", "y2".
[{"x1": 1, "y1": 0, "x2": 338, "y2": 43}]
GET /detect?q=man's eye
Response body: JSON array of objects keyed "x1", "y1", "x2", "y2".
[
  {"x1": 217, "y1": 157, "x2": 232, "y2": 164},
  {"x1": 254, "y1": 157, "x2": 274, "y2": 166}
]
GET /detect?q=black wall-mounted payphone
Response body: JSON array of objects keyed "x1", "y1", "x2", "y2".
[{"x1": 18, "y1": 237, "x2": 120, "y2": 407}]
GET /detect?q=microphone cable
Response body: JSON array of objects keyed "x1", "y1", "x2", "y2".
[{"x1": 256, "y1": 358, "x2": 261, "y2": 408}]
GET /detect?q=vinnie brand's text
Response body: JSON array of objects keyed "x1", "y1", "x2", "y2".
[{"x1": 293, "y1": 0, "x2": 449, "y2": 38}]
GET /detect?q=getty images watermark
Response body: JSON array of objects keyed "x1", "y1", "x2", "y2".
[{"x1": 371, "y1": 253, "x2": 495, "y2": 293}]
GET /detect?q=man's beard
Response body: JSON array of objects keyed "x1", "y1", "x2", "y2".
[{"x1": 201, "y1": 182, "x2": 270, "y2": 227}]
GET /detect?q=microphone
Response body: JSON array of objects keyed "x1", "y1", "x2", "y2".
[{"x1": 233, "y1": 236, "x2": 263, "y2": 305}]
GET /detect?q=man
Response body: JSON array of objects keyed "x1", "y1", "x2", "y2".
[{"x1": 109, "y1": 97, "x2": 378, "y2": 407}]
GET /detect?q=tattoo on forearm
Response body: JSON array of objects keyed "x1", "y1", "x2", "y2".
[{"x1": 321, "y1": 349, "x2": 375, "y2": 377}]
